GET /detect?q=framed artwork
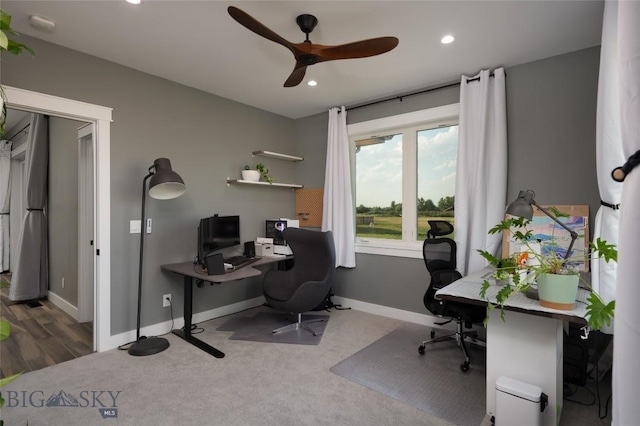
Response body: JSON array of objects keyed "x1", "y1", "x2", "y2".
[{"x1": 501, "y1": 205, "x2": 590, "y2": 271}]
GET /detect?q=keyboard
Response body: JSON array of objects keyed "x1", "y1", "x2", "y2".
[{"x1": 223, "y1": 255, "x2": 259, "y2": 271}]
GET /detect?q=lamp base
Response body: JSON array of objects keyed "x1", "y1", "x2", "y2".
[
  {"x1": 525, "y1": 287, "x2": 539, "y2": 300},
  {"x1": 128, "y1": 336, "x2": 170, "y2": 356}
]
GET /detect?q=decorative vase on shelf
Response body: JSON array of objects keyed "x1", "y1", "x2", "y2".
[
  {"x1": 536, "y1": 273, "x2": 579, "y2": 310},
  {"x1": 241, "y1": 170, "x2": 260, "y2": 181}
]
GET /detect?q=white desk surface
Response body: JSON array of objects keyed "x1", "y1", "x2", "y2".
[{"x1": 436, "y1": 267, "x2": 588, "y2": 324}]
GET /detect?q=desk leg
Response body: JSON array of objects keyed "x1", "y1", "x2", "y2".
[
  {"x1": 486, "y1": 311, "x2": 562, "y2": 426},
  {"x1": 171, "y1": 275, "x2": 225, "y2": 358}
]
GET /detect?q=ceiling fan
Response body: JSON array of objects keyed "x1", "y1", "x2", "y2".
[{"x1": 228, "y1": 6, "x2": 399, "y2": 87}]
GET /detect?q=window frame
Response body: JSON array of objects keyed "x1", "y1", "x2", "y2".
[{"x1": 348, "y1": 103, "x2": 460, "y2": 258}]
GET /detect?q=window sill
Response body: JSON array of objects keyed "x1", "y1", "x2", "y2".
[{"x1": 355, "y1": 240, "x2": 423, "y2": 259}]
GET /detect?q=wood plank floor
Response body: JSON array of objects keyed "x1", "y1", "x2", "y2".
[{"x1": 0, "y1": 273, "x2": 94, "y2": 379}]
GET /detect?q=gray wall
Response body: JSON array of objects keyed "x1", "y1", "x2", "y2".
[
  {"x1": 48, "y1": 117, "x2": 84, "y2": 304},
  {"x1": 294, "y1": 47, "x2": 601, "y2": 314},
  {"x1": 3, "y1": 35, "x2": 299, "y2": 335},
  {"x1": 3, "y1": 33, "x2": 601, "y2": 330}
]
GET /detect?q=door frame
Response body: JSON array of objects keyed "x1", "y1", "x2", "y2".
[
  {"x1": 4, "y1": 85, "x2": 112, "y2": 352},
  {"x1": 77, "y1": 123, "x2": 94, "y2": 324}
]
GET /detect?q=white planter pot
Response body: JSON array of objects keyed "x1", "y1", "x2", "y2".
[{"x1": 241, "y1": 170, "x2": 260, "y2": 182}]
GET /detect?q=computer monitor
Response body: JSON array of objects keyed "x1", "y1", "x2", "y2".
[
  {"x1": 265, "y1": 219, "x2": 288, "y2": 246},
  {"x1": 197, "y1": 215, "x2": 240, "y2": 265}
]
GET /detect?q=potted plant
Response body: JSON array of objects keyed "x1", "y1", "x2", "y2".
[
  {"x1": 242, "y1": 163, "x2": 273, "y2": 183},
  {"x1": 477, "y1": 210, "x2": 617, "y2": 331}
]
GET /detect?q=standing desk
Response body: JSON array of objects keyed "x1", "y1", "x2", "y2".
[
  {"x1": 161, "y1": 256, "x2": 290, "y2": 358},
  {"x1": 436, "y1": 267, "x2": 589, "y2": 426}
]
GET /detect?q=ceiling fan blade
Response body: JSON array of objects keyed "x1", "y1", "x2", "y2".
[
  {"x1": 284, "y1": 62, "x2": 308, "y2": 87},
  {"x1": 317, "y1": 37, "x2": 399, "y2": 61},
  {"x1": 228, "y1": 6, "x2": 296, "y2": 54}
]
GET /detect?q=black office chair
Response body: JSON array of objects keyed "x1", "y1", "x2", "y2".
[
  {"x1": 262, "y1": 227, "x2": 336, "y2": 336},
  {"x1": 427, "y1": 219, "x2": 454, "y2": 239},
  {"x1": 419, "y1": 224, "x2": 486, "y2": 372}
]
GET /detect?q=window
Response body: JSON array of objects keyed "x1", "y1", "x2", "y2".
[{"x1": 348, "y1": 104, "x2": 459, "y2": 258}]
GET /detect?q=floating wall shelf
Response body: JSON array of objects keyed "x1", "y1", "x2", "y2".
[
  {"x1": 227, "y1": 179, "x2": 303, "y2": 189},
  {"x1": 252, "y1": 151, "x2": 303, "y2": 162}
]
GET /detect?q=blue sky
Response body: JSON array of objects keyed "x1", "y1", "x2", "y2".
[{"x1": 356, "y1": 126, "x2": 458, "y2": 208}]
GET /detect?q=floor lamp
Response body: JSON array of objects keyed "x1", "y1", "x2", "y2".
[{"x1": 128, "y1": 158, "x2": 185, "y2": 356}]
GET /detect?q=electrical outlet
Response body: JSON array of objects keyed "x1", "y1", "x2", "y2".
[{"x1": 163, "y1": 293, "x2": 171, "y2": 307}]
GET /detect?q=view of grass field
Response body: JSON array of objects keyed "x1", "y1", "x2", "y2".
[{"x1": 356, "y1": 216, "x2": 454, "y2": 240}]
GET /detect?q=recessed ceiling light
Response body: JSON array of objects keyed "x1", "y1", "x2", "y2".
[
  {"x1": 126, "y1": 0, "x2": 141, "y2": 4},
  {"x1": 441, "y1": 35, "x2": 455, "y2": 45},
  {"x1": 307, "y1": 80, "x2": 318, "y2": 87}
]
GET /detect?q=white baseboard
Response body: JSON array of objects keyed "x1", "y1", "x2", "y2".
[
  {"x1": 105, "y1": 296, "x2": 266, "y2": 351},
  {"x1": 333, "y1": 296, "x2": 487, "y2": 340},
  {"x1": 102, "y1": 294, "x2": 486, "y2": 352},
  {"x1": 332, "y1": 296, "x2": 458, "y2": 331},
  {"x1": 48, "y1": 290, "x2": 79, "y2": 321}
]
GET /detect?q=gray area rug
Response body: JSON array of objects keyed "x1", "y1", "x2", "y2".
[
  {"x1": 330, "y1": 322, "x2": 486, "y2": 426},
  {"x1": 217, "y1": 310, "x2": 330, "y2": 345}
]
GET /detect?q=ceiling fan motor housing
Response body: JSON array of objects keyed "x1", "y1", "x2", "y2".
[{"x1": 296, "y1": 14, "x2": 318, "y2": 37}]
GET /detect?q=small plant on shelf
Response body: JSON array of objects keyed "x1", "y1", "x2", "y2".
[{"x1": 243, "y1": 163, "x2": 273, "y2": 184}]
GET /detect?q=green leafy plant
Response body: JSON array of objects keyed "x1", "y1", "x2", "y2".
[
  {"x1": 477, "y1": 210, "x2": 617, "y2": 331},
  {"x1": 244, "y1": 163, "x2": 273, "y2": 184},
  {"x1": 1, "y1": 8, "x2": 35, "y2": 138},
  {"x1": 0, "y1": 281, "x2": 22, "y2": 419}
]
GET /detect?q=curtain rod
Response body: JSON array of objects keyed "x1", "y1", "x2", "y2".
[{"x1": 344, "y1": 72, "x2": 496, "y2": 112}]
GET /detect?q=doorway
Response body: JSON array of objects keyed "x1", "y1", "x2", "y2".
[{"x1": 3, "y1": 85, "x2": 112, "y2": 352}]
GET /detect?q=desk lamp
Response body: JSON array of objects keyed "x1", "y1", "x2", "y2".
[
  {"x1": 129, "y1": 158, "x2": 185, "y2": 356},
  {"x1": 506, "y1": 190, "x2": 578, "y2": 260},
  {"x1": 506, "y1": 190, "x2": 578, "y2": 300}
]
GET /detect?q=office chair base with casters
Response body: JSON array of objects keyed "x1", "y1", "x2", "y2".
[
  {"x1": 418, "y1": 322, "x2": 485, "y2": 372},
  {"x1": 272, "y1": 313, "x2": 327, "y2": 336}
]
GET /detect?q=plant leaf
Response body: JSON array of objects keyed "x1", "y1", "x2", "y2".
[
  {"x1": 0, "y1": 372, "x2": 22, "y2": 389},
  {"x1": 585, "y1": 292, "x2": 615, "y2": 331},
  {"x1": 0, "y1": 319, "x2": 11, "y2": 341},
  {"x1": 0, "y1": 30, "x2": 8, "y2": 50}
]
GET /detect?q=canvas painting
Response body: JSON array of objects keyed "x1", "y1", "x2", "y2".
[{"x1": 502, "y1": 205, "x2": 589, "y2": 272}]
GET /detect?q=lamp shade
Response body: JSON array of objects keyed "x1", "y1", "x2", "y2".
[
  {"x1": 148, "y1": 158, "x2": 185, "y2": 200},
  {"x1": 505, "y1": 190, "x2": 535, "y2": 219}
]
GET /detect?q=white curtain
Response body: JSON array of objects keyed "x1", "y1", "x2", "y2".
[
  {"x1": 0, "y1": 140, "x2": 11, "y2": 272},
  {"x1": 591, "y1": 0, "x2": 624, "y2": 334},
  {"x1": 613, "y1": 1, "x2": 640, "y2": 424},
  {"x1": 455, "y1": 68, "x2": 507, "y2": 276},
  {"x1": 322, "y1": 107, "x2": 356, "y2": 268},
  {"x1": 10, "y1": 114, "x2": 49, "y2": 301}
]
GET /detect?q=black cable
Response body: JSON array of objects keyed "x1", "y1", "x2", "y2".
[
  {"x1": 157, "y1": 298, "x2": 176, "y2": 337},
  {"x1": 118, "y1": 296, "x2": 177, "y2": 350}
]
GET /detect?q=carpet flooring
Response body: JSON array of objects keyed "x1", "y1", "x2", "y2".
[{"x1": 331, "y1": 322, "x2": 486, "y2": 426}]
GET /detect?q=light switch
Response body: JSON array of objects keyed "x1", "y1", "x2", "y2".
[
  {"x1": 130, "y1": 220, "x2": 141, "y2": 234},
  {"x1": 146, "y1": 218, "x2": 152, "y2": 234}
]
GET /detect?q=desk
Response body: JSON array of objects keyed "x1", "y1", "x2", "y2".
[
  {"x1": 436, "y1": 267, "x2": 588, "y2": 426},
  {"x1": 161, "y1": 256, "x2": 290, "y2": 358}
]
